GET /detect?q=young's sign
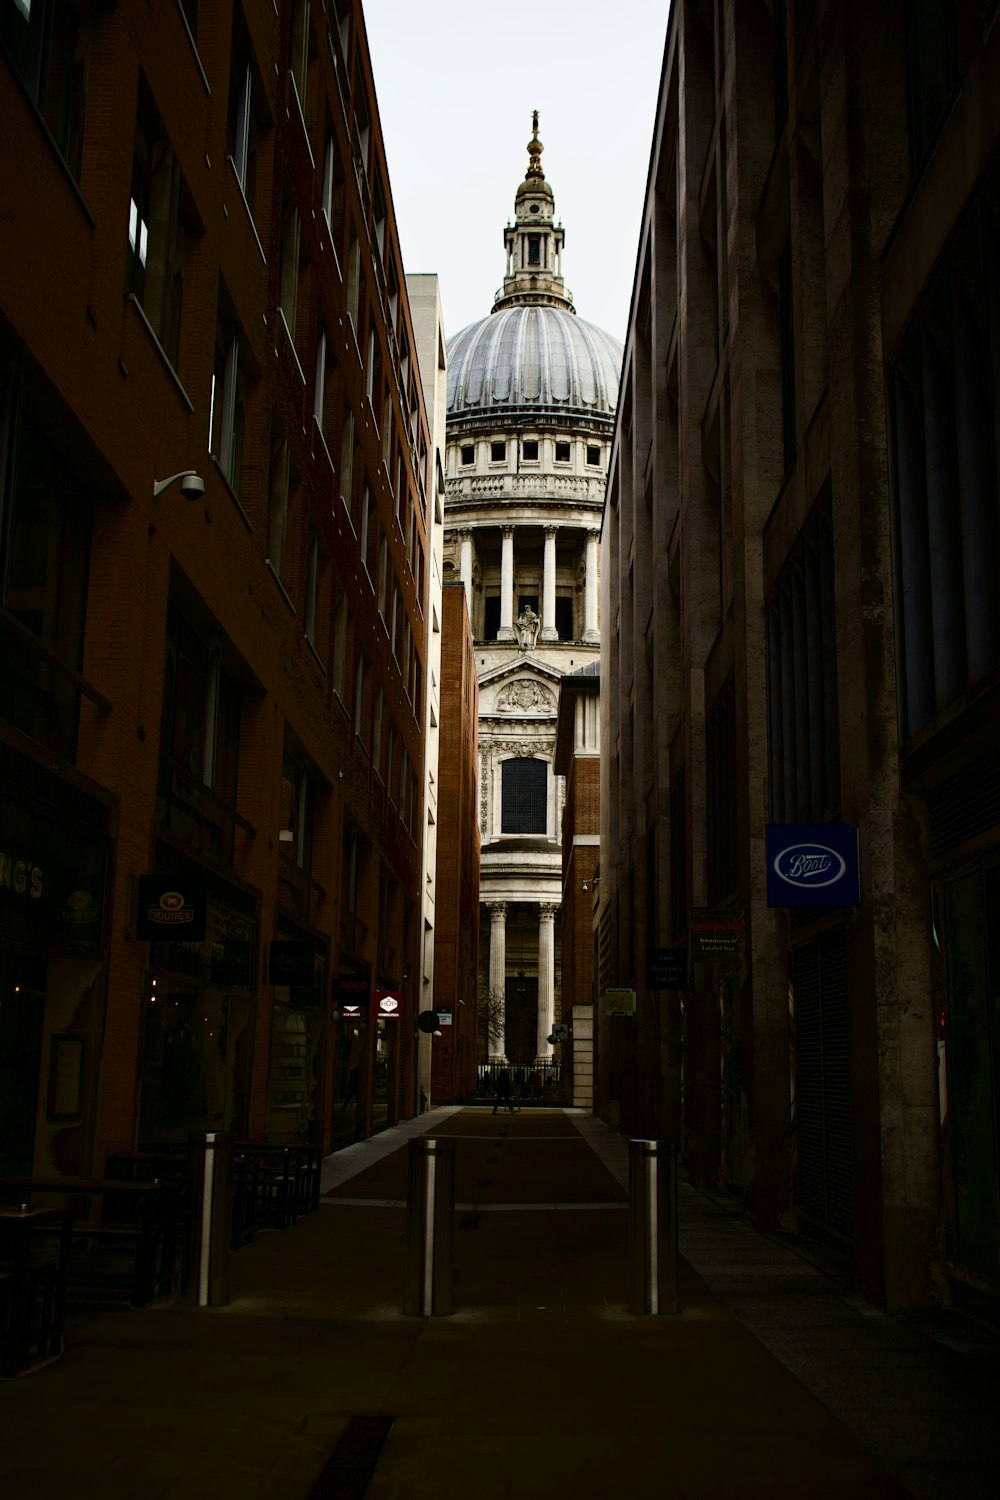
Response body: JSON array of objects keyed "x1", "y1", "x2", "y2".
[{"x1": 766, "y1": 824, "x2": 860, "y2": 908}]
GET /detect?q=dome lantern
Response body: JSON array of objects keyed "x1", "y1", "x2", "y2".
[{"x1": 496, "y1": 111, "x2": 572, "y2": 314}]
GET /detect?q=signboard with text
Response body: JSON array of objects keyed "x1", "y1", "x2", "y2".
[
  {"x1": 646, "y1": 947, "x2": 689, "y2": 990},
  {"x1": 137, "y1": 875, "x2": 206, "y2": 943},
  {"x1": 766, "y1": 824, "x2": 860, "y2": 908},
  {"x1": 689, "y1": 910, "x2": 745, "y2": 962}
]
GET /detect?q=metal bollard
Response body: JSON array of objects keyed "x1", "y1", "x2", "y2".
[
  {"x1": 404, "y1": 1137, "x2": 455, "y2": 1316},
  {"x1": 182, "y1": 1130, "x2": 234, "y2": 1307},
  {"x1": 628, "y1": 1139, "x2": 678, "y2": 1315}
]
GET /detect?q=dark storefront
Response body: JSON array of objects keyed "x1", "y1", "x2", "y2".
[
  {"x1": 137, "y1": 846, "x2": 257, "y2": 1149},
  {"x1": 0, "y1": 740, "x2": 113, "y2": 1177}
]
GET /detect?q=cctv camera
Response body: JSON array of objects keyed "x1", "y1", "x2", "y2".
[{"x1": 180, "y1": 473, "x2": 206, "y2": 501}]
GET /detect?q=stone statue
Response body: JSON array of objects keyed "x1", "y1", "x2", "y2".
[{"x1": 515, "y1": 604, "x2": 540, "y2": 651}]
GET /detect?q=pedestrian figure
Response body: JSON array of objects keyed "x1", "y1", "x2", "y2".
[
  {"x1": 530, "y1": 1068, "x2": 542, "y2": 1101},
  {"x1": 493, "y1": 1067, "x2": 515, "y2": 1114}
]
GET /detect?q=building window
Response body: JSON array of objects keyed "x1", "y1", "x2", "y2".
[
  {"x1": 354, "y1": 652, "x2": 367, "y2": 743},
  {"x1": 0, "y1": 375, "x2": 91, "y2": 759},
  {"x1": 227, "y1": 6, "x2": 260, "y2": 211},
  {"x1": 905, "y1": 0, "x2": 958, "y2": 168},
  {"x1": 339, "y1": 412, "x2": 355, "y2": 513},
  {"x1": 586, "y1": 444, "x2": 600, "y2": 466},
  {"x1": 502, "y1": 757, "x2": 547, "y2": 835},
  {"x1": 279, "y1": 750, "x2": 313, "y2": 873},
  {"x1": 278, "y1": 185, "x2": 301, "y2": 352},
  {"x1": 321, "y1": 124, "x2": 346, "y2": 260},
  {"x1": 490, "y1": 440, "x2": 506, "y2": 462},
  {"x1": 209, "y1": 299, "x2": 247, "y2": 497},
  {"x1": 555, "y1": 440, "x2": 571, "y2": 462},
  {"x1": 127, "y1": 74, "x2": 194, "y2": 370},
  {"x1": 527, "y1": 234, "x2": 540, "y2": 266},
  {"x1": 522, "y1": 439, "x2": 539, "y2": 462},
  {"x1": 483, "y1": 594, "x2": 500, "y2": 642},
  {"x1": 3, "y1": 0, "x2": 87, "y2": 180},
  {"x1": 160, "y1": 604, "x2": 240, "y2": 800},
  {"x1": 461, "y1": 443, "x2": 474, "y2": 467},
  {"x1": 887, "y1": 174, "x2": 1000, "y2": 746},
  {"x1": 288, "y1": 0, "x2": 309, "y2": 117},
  {"x1": 779, "y1": 239, "x2": 796, "y2": 474},
  {"x1": 766, "y1": 490, "x2": 840, "y2": 823}
]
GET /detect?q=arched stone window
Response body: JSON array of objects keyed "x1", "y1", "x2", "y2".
[{"x1": 501, "y1": 757, "x2": 547, "y2": 834}]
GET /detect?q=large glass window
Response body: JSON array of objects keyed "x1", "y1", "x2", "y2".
[{"x1": 501, "y1": 757, "x2": 547, "y2": 835}]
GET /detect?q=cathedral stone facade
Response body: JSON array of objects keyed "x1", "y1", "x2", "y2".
[{"x1": 443, "y1": 117, "x2": 621, "y2": 1067}]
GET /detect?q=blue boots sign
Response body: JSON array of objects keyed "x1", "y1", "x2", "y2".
[{"x1": 766, "y1": 824, "x2": 860, "y2": 907}]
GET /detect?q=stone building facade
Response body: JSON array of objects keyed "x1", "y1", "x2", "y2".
[
  {"x1": 601, "y1": 0, "x2": 1000, "y2": 1312},
  {"x1": 443, "y1": 118, "x2": 621, "y2": 1069}
]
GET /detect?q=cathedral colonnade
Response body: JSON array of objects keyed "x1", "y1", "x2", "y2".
[
  {"x1": 485, "y1": 899, "x2": 559, "y2": 1062},
  {"x1": 456, "y1": 524, "x2": 600, "y2": 643}
]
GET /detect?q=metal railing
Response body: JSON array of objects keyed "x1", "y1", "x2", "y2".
[{"x1": 475, "y1": 1061, "x2": 561, "y2": 1102}]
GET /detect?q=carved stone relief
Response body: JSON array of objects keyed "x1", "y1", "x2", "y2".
[{"x1": 496, "y1": 679, "x2": 555, "y2": 713}]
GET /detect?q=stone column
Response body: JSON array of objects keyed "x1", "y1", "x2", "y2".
[
  {"x1": 498, "y1": 526, "x2": 515, "y2": 641},
  {"x1": 487, "y1": 901, "x2": 508, "y2": 1059},
  {"x1": 536, "y1": 903, "x2": 558, "y2": 1061},
  {"x1": 583, "y1": 529, "x2": 600, "y2": 643},
  {"x1": 459, "y1": 529, "x2": 474, "y2": 621},
  {"x1": 541, "y1": 526, "x2": 558, "y2": 641}
]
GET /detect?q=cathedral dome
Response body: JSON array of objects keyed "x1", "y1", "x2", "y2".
[{"x1": 446, "y1": 305, "x2": 622, "y2": 426}]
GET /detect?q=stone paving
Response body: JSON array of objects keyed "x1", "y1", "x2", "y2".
[{"x1": 0, "y1": 1107, "x2": 997, "y2": 1497}]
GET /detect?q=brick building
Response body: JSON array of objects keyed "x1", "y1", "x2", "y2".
[
  {"x1": 554, "y1": 662, "x2": 600, "y2": 1108},
  {"x1": 0, "y1": 0, "x2": 430, "y2": 1173},
  {"x1": 601, "y1": 0, "x2": 1000, "y2": 1312},
  {"x1": 429, "y1": 581, "x2": 480, "y2": 1103}
]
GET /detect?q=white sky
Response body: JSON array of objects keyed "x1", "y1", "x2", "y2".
[{"x1": 363, "y1": 0, "x2": 670, "y2": 347}]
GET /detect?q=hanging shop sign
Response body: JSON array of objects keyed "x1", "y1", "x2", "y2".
[
  {"x1": 374, "y1": 990, "x2": 402, "y2": 1020},
  {"x1": 646, "y1": 947, "x2": 689, "y2": 990},
  {"x1": 766, "y1": 824, "x2": 860, "y2": 908},
  {"x1": 137, "y1": 874, "x2": 206, "y2": 942},
  {"x1": 604, "y1": 988, "x2": 637, "y2": 1017},
  {"x1": 268, "y1": 939, "x2": 320, "y2": 988},
  {"x1": 335, "y1": 975, "x2": 369, "y2": 1019},
  {"x1": 689, "y1": 910, "x2": 745, "y2": 961}
]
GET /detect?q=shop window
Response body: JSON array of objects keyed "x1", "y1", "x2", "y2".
[
  {"x1": 3, "y1": 0, "x2": 87, "y2": 181},
  {"x1": 501, "y1": 757, "x2": 547, "y2": 835},
  {"x1": 0, "y1": 378, "x2": 92, "y2": 760},
  {"x1": 127, "y1": 73, "x2": 197, "y2": 371},
  {"x1": 555, "y1": 441, "x2": 571, "y2": 462}
]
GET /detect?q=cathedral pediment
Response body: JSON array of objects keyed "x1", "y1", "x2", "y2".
[{"x1": 478, "y1": 658, "x2": 563, "y2": 719}]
